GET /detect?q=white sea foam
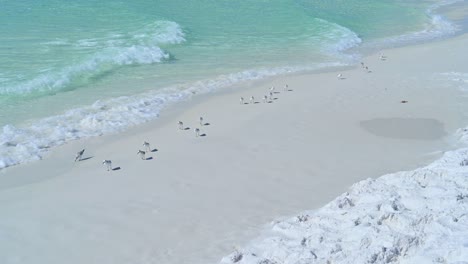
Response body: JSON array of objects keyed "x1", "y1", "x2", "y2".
[
  {"x1": 219, "y1": 71, "x2": 468, "y2": 264},
  {"x1": 365, "y1": 0, "x2": 463, "y2": 49},
  {"x1": 0, "y1": 21, "x2": 185, "y2": 95},
  {"x1": 0, "y1": 62, "x2": 347, "y2": 170},
  {"x1": 314, "y1": 18, "x2": 362, "y2": 56}
]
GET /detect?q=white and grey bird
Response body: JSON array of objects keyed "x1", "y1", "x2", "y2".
[
  {"x1": 269, "y1": 91, "x2": 273, "y2": 101},
  {"x1": 337, "y1": 73, "x2": 343, "y2": 79},
  {"x1": 199, "y1": 117, "x2": 204, "y2": 126},
  {"x1": 102, "y1": 160, "x2": 112, "y2": 171},
  {"x1": 379, "y1": 53, "x2": 386, "y2": 60},
  {"x1": 250, "y1": 96, "x2": 255, "y2": 104},
  {"x1": 137, "y1": 150, "x2": 146, "y2": 160},
  {"x1": 263, "y1": 95, "x2": 268, "y2": 103},
  {"x1": 194, "y1": 128, "x2": 200, "y2": 137},
  {"x1": 240, "y1": 97, "x2": 244, "y2": 104},
  {"x1": 284, "y1": 84, "x2": 289, "y2": 91},
  {"x1": 74, "y1": 149, "x2": 85, "y2": 162},
  {"x1": 270, "y1": 86, "x2": 275, "y2": 93},
  {"x1": 142, "y1": 141, "x2": 151, "y2": 152},
  {"x1": 178, "y1": 121, "x2": 184, "y2": 130}
]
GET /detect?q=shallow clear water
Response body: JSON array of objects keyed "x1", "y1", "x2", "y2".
[{"x1": 0, "y1": 0, "x2": 463, "y2": 168}]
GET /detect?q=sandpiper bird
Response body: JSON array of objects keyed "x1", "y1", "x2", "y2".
[
  {"x1": 137, "y1": 150, "x2": 146, "y2": 160},
  {"x1": 250, "y1": 96, "x2": 255, "y2": 104},
  {"x1": 284, "y1": 84, "x2": 288, "y2": 91},
  {"x1": 194, "y1": 128, "x2": 200, "y2": 137},
  {"x1": 337, "y1": 73, "x2": 343, "y2": 79},
  {"x1": 379, "y1": 53, "x2": 386, "y2": 60},
  {"x1": 263, "y1": 95, "x2": 268, "y2": 103},
  {"x1": 270, "y1": 86, "x2": 275, "y2": 93},
  {"x1": 240, "y1": 97, "x2": 244, "y2": 104},
  {"x1": 269, "y1": 91, "x2": 273, "y2": 101},
  {"x1": 199, "y1": 117, "x2": 204, "y2": 126},
  {"x1": 142, "y1": 141, "x2": 151, "y2": 152},
  {"x1": 102, "y1": 160, "x2": 112, "y2": 171},
  {"x1": 178, "y1": 121, "x2": 184, "y2": 130},
  {"x1": 74, "y1": 149, "x2": 85, "y2": 162}
]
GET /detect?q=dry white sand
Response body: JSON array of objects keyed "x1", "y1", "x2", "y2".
[{"x1": 1, "y1": 34, "x2": 468, "y2": 264}]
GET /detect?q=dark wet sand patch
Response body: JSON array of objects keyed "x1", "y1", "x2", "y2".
[{"x1": 360, "y1": 118, "x2": 446, "y2": 140}]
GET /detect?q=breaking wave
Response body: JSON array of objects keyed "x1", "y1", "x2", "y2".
[{"x1": 0, "y1": 21, "x2": 185, "y2": 96}]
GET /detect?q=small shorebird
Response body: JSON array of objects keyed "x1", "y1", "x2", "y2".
[
  {"x1": 250, "y1": 96, "x2": 255, "y2": 104},
  {"x1": 337, "y1": 73, "x2": 343, "y2": 79},
  {"x1": 360, "y1": 62, "x2": 365, "y2": 68},
  {"x1": 284, "y1": 84, "x2": 288, "y2": 91},
  {"x1": 263, "y1": 95, "x2": 268, "y2": 103},
  {"x1": 178, "y1": 121, "x2": 184, "y2": 130},
  {"x1": 102, "y1": 160, "x2": 112, "y2": 171},
  {"x1": 74, "y1": 149, "x2": 85, "y2": 162},
  {"x1": 269, "y1": 91, "x2": 273, "y2": 101},
  {"x1": 137, "y1": 150, "x2": 146, "y2": 160},
  {"x1": 240, "y1": 97, "x2": 244, "y2": 104},
  {"x1": 379, "y1": 53, "x2": 386, "y2": 61},
  {"x1": 142, "y1": 141, "x2": 151, "y2": 152},
  {"x1": 270, "y1": 86, "x2": 275, "y2": 93},
  {"x1": 194, "y1": 128, "x2": 200, "y2": 137},
  {"x1": 199, "y1": 117, "x2": 204, "y2": 126}
]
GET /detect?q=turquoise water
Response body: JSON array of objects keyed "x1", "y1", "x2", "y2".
[{"x1": 0, "y1": 0, "x2": 462, "y2": 168}]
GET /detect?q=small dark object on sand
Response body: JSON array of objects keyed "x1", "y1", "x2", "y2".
[{"x1": 400, "y1": 100, "x2": 408, "y2": 103}]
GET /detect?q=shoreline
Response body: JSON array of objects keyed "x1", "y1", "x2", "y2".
[
  {"x1": 0, "y1": 61, "x2": 358, "y2": 187},
  {"x1": 2, "y1": 0, "x2": 467, "y2": 172},
  {"x1": 1, "y1": 32, "x2": 468, "y2": 264}
]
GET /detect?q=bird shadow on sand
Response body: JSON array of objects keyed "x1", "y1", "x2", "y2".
[
  {"x1": 183, "y1": 127, "x2": 191, "y2": 130},
  {"x1": 146, "y1": 157, "x2": 153, "y2": 160},
  {"x1": 112, "y1": 167, "x2": 121, "y2": 171},
  {"x1": 80, "y1": 156, "x2": 93, "y2": 161},
  {"x1": 200, "y1": 133, "x2": 207, "y2": 137},
  {"x1": 151, "y1": 148, "x2": 158, "y2": 152},
  {"x1": 253, "y1": 101, "x2": 260, "y2": 104},
  {"x1": 203, "y1": 122, "x2": 210, "y2": 126}
]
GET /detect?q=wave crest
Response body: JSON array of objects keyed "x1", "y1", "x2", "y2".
[
  {"x1": 365, "y1": 0, "x2": 462, "y2": 49},
  {"x1": 314, "y1": 18, "x2": 362, "y2": 57},
  {"x1": 0, "y1": 21, "x2": 185, "y2": 96}
]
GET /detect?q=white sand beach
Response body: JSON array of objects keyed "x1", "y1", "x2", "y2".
[{"x1": 1, "y1": 33, "x2": 468, "y2": 264}]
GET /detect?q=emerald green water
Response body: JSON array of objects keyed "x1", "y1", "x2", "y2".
[{"x1": 0, "y1": 0, "x2": 462, "y2": 168}]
